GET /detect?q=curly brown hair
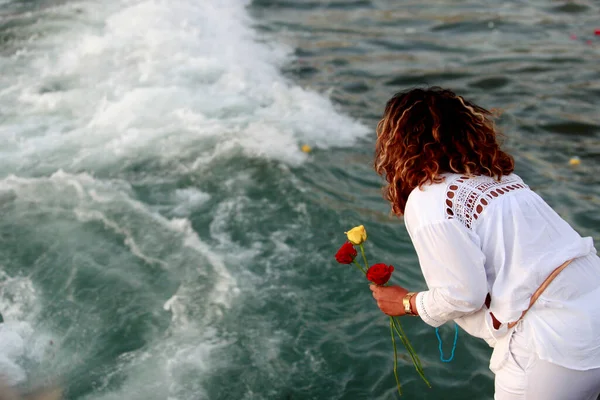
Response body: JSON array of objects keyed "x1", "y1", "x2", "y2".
[{"x1": 374, "y1": 87, "x2": 514, "y2": 216}]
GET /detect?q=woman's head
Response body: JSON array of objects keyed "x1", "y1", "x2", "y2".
[{"x1": 374, "y1": 87, "x2": 514, "y2": 216}]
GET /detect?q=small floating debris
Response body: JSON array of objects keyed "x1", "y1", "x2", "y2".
[
  {"x1": 301, "y1": 144, "x2": 312, "y2": 153},
  {"x1": 568, "y1": 31, "x2": 599, "y2": 43},
  {"x1": 569, "y1": 156, "x2": 581, "y2": 166}
]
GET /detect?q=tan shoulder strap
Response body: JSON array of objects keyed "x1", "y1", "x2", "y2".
[{"x1": 506, "y1": 259, "x2": 574, "y2": 329}]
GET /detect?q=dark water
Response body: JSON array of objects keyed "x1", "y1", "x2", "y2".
[{"x1": 0, "y1": 0, "x2": 598, "y2": 399}]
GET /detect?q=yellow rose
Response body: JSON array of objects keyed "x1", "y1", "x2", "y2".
[{"x1": 345, "y1": 225, "x2": 367, "y2": 245}]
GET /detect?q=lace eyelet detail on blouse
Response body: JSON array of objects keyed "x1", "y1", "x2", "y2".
[{"x1": 445, "y1": 175, "x2": 528, "y2": 229}]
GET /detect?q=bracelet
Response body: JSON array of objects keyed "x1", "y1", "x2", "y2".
[{"x1": 403, "y1": 292, "x2": 417, "y2": 316}]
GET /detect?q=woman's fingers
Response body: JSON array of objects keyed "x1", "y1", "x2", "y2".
[
  {"x1": 369, "y1": 285, "x2": 409, "y2": 316},
  {"x1": 371, "y1": 285, "x2": 401, "y2": 299},
  {"x1": 370, "y1": 285, "x2": 383, "y2": 300},
  {"x1": 377, "y1": 300, "x2": 395, "y2": 314}
]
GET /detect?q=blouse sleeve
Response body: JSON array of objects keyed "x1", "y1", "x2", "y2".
[
  {"x1": 410, "y1": 219, "x2": 489, "y2": 328},
  {"x1": 453, "y1": 309, "x2": 497, "y2": 347}
]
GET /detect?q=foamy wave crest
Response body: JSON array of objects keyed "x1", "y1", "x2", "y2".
[
  {"x1": 1, "y1": 171, "x2": 236, "y2": 309},
  {"x1": 0, "y1": 0, "x2": 362, "y2": 397},
  {"x1": 0, "y1": 272, "x2": 55, "y2": 386},
  {"x1": 1, "y1": 0, "x2": 368, "y2": 175},
  {"x1": 1, "y1": 171, "x2": 240, "y2": 398}
]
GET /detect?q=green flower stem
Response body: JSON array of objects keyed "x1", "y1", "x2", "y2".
[
  {"x1": 359, "y1": 243, "x2": 369, "y2": 271},
  {"x1": 352, "y1": 259, "x2": 367, "y2": 275},
  {"x1": 392, "y1": 318, "x2": 421, "y2": 369},
  {"x1": 382, "y1": 284, "x2": 425, "y2": 374},
  {"x1": 389, "y1": 317, "x2": 402, "y2": 396},
  {"x1": 396, "y1": 321, "x2": 424, "y2": 374},
  {"x1": 351, "y1": 241, "x2": 430, "y2": 392},
  {"x1": 392, "y1": 318, "x2": 431, "y2": 388},
  {"x1": 392, "y1": 325, "x2": 420, "y2": 372},
  {"x1": 397, "y1": 334, "x2": 428, "y2": 385}
]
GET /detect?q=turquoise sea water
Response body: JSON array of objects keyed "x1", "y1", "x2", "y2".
[{"x1": 0, "y1": 0, "x2": 599, "y2": 399}]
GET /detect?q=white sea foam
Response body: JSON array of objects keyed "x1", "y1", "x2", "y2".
[
  {"x1": 0, "y1": 0, "x2": 368, "y2": 176},
  {"x1": 0, "y1": 171, "x2": 294, "y2": 399},
  {"x1": 1, "y1": 171, "x2": 240, "y2": 398},
  {"x1": 1, "y1": 171, "x2": 236, "y2": 302},
  {"x1": 0, "y1": 271, "x2": 38, "y2": 322},
  {"x1": 0, "y1": 0, "x2": 367, "y2": 397},
  {"x1": 171, "y1": 188, "x2": 211, "y2": 217},
  {"x1": 0, "y1": 272, "x2": 51, "y2": 385}
]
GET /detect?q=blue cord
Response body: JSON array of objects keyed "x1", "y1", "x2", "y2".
[{"x1": 435, "y1": 323, "x2": 458, "y2": 362}]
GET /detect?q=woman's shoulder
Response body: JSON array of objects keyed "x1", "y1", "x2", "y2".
[
  {"x1": 404, "y1": 172, "x2": 528, "y2": 232},
  {"x1": 404, "y1": 174, "x2": 455, "y2": 231}
]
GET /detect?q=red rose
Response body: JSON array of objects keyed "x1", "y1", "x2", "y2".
[
  {"x1": 335, "y1": 241, "x2": 357, "y2": 264},
  {"x1": 366, "y1": 263, "x2": 394, "y2": 285}
]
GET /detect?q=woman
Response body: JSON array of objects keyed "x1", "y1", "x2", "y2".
[{"x1": 369, "y1": 87, "x2": 600, "y2": 399}]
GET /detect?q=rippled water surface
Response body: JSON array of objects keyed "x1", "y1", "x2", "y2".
[{"x1": 0, "y1": 0, "x2": 599, "y2": 399}]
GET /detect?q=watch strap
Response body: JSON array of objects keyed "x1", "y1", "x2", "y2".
[{"x1": 403, "y1": 292, "x2": 417, "y2": 316}]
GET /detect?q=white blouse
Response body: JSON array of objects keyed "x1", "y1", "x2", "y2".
[{"x1": 404, "y1": 173, "x2": 600, "y2": 372}]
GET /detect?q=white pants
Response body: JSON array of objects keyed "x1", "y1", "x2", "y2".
[{"x1": 495, "y1": 324, "x2": 600, "y2": 399}]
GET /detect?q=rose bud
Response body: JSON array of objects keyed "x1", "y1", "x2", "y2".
[
  {"x1": 366, "y1": 263, "x2": 394, "y2": 285},
  {"x1": 335, "y1": 242, "x2": 358, "y2": 264},
  {"x1": 345, "y1": 225, "x2": 367, "y2": 245}
]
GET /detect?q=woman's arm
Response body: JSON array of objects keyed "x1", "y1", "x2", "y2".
[
  {"x1": 454, "y1": 309, "x2": 497, "y2": 347},
  {"x1": 410, "y1": 219, "x2": 488, "y2": 327},
  {"x1": 371, "y1": 219, "x2": 489, "y2": 328},
  {"x1": 371, "y1": 286, "x2": 497, "y2": 346}
]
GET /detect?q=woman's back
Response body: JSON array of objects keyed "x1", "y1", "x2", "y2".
[{"x1": 404, "y1": 172, "x2": 600, "y2": 370}]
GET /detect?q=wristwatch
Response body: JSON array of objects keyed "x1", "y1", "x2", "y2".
[{"x1": 403, "y1": 292, "x2": 417, "y2": 316}]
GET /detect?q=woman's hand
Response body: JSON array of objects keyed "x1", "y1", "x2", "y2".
[{"x1": 370, "y1": 285, "x2": 409, "y2": 317}]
